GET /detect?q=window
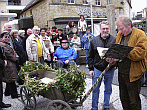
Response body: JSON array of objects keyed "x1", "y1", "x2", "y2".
[
  {"x1": 83, "y1": 0, "x2": 88, "y2": 5},
  {"x1": 107, "y1": 0, "x2": 111, "y2": 5},
  {"x1": 68, "y1": 0, "x2": 75, "y2": 3},
  {"x1": 95, "y1": 0, "x2": 101, "y2": 6}
]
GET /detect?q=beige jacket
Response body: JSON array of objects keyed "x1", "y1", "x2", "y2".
[{"x1": 26, "y1": 34, "x2": 49, "y2": 62}]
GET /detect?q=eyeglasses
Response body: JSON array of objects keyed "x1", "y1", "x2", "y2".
[
  {"x1": 117, "y1": 26, "x2": 125, "y2": 31},
  {"x1": 4, "y1": 36, "x2": 9, "y2": 38},
  {"x1": 101, "y1": 28, "x2": 109, "y2": 30}
]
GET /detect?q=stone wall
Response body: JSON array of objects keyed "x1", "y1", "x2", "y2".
[
  {"x1": 0, "y1": 1, "x2": 7, "y2": 13},
  {"x1": 20, "y1": 0, "x2": 127, "y2": 28}
]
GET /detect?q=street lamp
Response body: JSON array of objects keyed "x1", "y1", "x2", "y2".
[{"x1": 87, "y1": 0, "x2": 93, "y2": 34}]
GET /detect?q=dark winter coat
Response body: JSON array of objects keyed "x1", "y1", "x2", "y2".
[
  {"x1": 21, "y1": 35, "x2": 29, "y2": 61},
  {"x1": 52, "y1": 33, "x2": 67, "y2": 44},
  {"x1": 0, "y1": 39, "x2": 18, "y2": 83},
  {"x1": 88, "y1": 34, "x2": 116, "y2": 71},
  {"x1": 0, "y1": 47, "x2": 5, "y2": 81},
  {"x1": 12, "y1": 36, "x2": 26, "y2": 65}
]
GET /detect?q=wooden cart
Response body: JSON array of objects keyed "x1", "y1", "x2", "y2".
[{"x1": 20, "y1": 69, "x2": 78, "y2": 110}]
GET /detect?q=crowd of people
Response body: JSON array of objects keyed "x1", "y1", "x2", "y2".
[
  {"x1": 0, "y1": 15, "x2": 88, "y2": 109},
  {"x1": 0, "y1": 15, "x2": 147, "y2": 110}
]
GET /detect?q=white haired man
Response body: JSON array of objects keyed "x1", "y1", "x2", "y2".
[
  {"x1": 26, "y1": 26, "x2": 50, "y2": 64},
  {"x1": 3, "y1": 23, "x2": 14, "y2": 48},
  {"x1": 107, "y1": 16, "x2": 147, "y2": 110}
]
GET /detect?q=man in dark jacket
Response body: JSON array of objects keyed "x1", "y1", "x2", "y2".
[
  {"x1": 21, "y1": 29, "x2": 32, "y2": 61},
  {"x1": 88, "y1": 21, "x2": 116, "y2": 110},
  {"x1": 52, "y1": 29, "x2": 67, "y2": 44},
  {"x1": 0, "y1": 47, "x2": 11, "y2": 109}
]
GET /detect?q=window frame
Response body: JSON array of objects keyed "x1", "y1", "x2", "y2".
[
  {"x1": 83, "y1": 0, "x2": 88, "y2": 5},
  {"x1": 95, "y1": 0, "x2": 101, "y2": 6},
  {"x1": 68, "y1": 0, "x2": 75, "y2": 4},
  {"x1": 107, "y1": 0, "x2": 111, "y2": 5}
]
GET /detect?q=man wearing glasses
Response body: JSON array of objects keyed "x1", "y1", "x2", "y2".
[
  {"x1": 88, "y1": 21, "x2": 116, "y2": 110},
  {"x1": 26, "y1": 26, "x2": 49, "y2": 64}
]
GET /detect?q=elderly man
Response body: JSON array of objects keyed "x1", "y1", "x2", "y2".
[
  {"x1": 106, "y1": 16, "x2": 147, "y2": 110},
  {"x1": 26, "y1": 26, "x2": 49, "y2": 64},
  {"x1": 88, "y1": 21, "x2": 116, "y2": 110},
  {"x1": 3, "y1": 23, "x2": 13, "y2": 48},
  {"x1": 53, "y1": 39, "x2": 77, "y2": 69}
]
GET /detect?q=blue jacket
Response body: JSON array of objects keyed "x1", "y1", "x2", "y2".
[
  {"x1": 82, "y1": 33, "x2": 95, "y2": 49},
  {"x1": 53, "y1": 45, "x2": 77, "y2": 63}
]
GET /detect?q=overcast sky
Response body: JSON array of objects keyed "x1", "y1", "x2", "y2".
[{"x1": 131, "y1": 0, "x2": 147, "y2": 13}]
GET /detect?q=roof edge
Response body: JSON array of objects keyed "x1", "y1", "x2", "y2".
[{"x1": 20, "y1": 0, "x2": 42, "y2": 14}]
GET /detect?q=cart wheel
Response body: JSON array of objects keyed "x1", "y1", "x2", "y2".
[
  {"x1": 20, "y1": 86, "x2": 36, "y2": 110},
  {"x1": 46, "y1": 100, "x2": 72, "y2": 110}
]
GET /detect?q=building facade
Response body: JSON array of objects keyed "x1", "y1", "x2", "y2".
[
  {"x1": 19, "y1": 0, "x2": 132, "y2": 31},
  {"x1": 0, "y1": 0, "x2": 31, "y2": 32}
]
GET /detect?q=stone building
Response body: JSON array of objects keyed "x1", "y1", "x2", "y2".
[
  {"x1": 0, "y1": 0, "x2": 31, "y2": 32},
  {"x1": 19, "y1": 0, "x2": 132, "y2": 32}
]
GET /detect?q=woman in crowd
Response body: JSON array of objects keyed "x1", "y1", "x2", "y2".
[
  {"x1": 66, "y1": 21, "x2": 76, "y2": 41},
  {"x1": 40, "y1": 28, "x2": 54, "y2": 62},
  {"x1": 50, "y1": 26, "x2": 58, "y2": 43},
  {"x1": 70, "y1": 34, "x2": 81, "y2": 67},
  {"x1": 0, "y1": 31, "x2": 20, "y2": 99},
  {"x1": 46, "y1": 27, "x2": 52, "y2": 37},
  {"x1": 78, "y1": 15, "x2": 87, "y2": 48},
  {"x1": 10, "y1": 30, "x2": 26, "y2": 71},
  {"x1": 18, "y1": 30, "x2": 25, "y2": 44}
]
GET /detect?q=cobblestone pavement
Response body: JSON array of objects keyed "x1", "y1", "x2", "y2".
[{"x1": 2, "y1": 65, "x2": 147, "y2": 110}]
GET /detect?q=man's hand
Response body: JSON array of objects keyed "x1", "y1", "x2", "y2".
[
  {"x1": 89, "y1": 71, "x2": 94, "y2": 77},
  {"x1": 106, "y1": 58, "x2": 114, "y2": 63},
  {"x1": 53, "y1": 57, "x2": 57, "y2": 61},
  {"x1": 57, "y1": 38, "x2": 59, "y2": 41},
  {"x1": 106, "y1": 58, "x2": 118, "y2": 65},
  {"x1": 65, "y1": 59, "x2": 69, "y2": 64}
]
